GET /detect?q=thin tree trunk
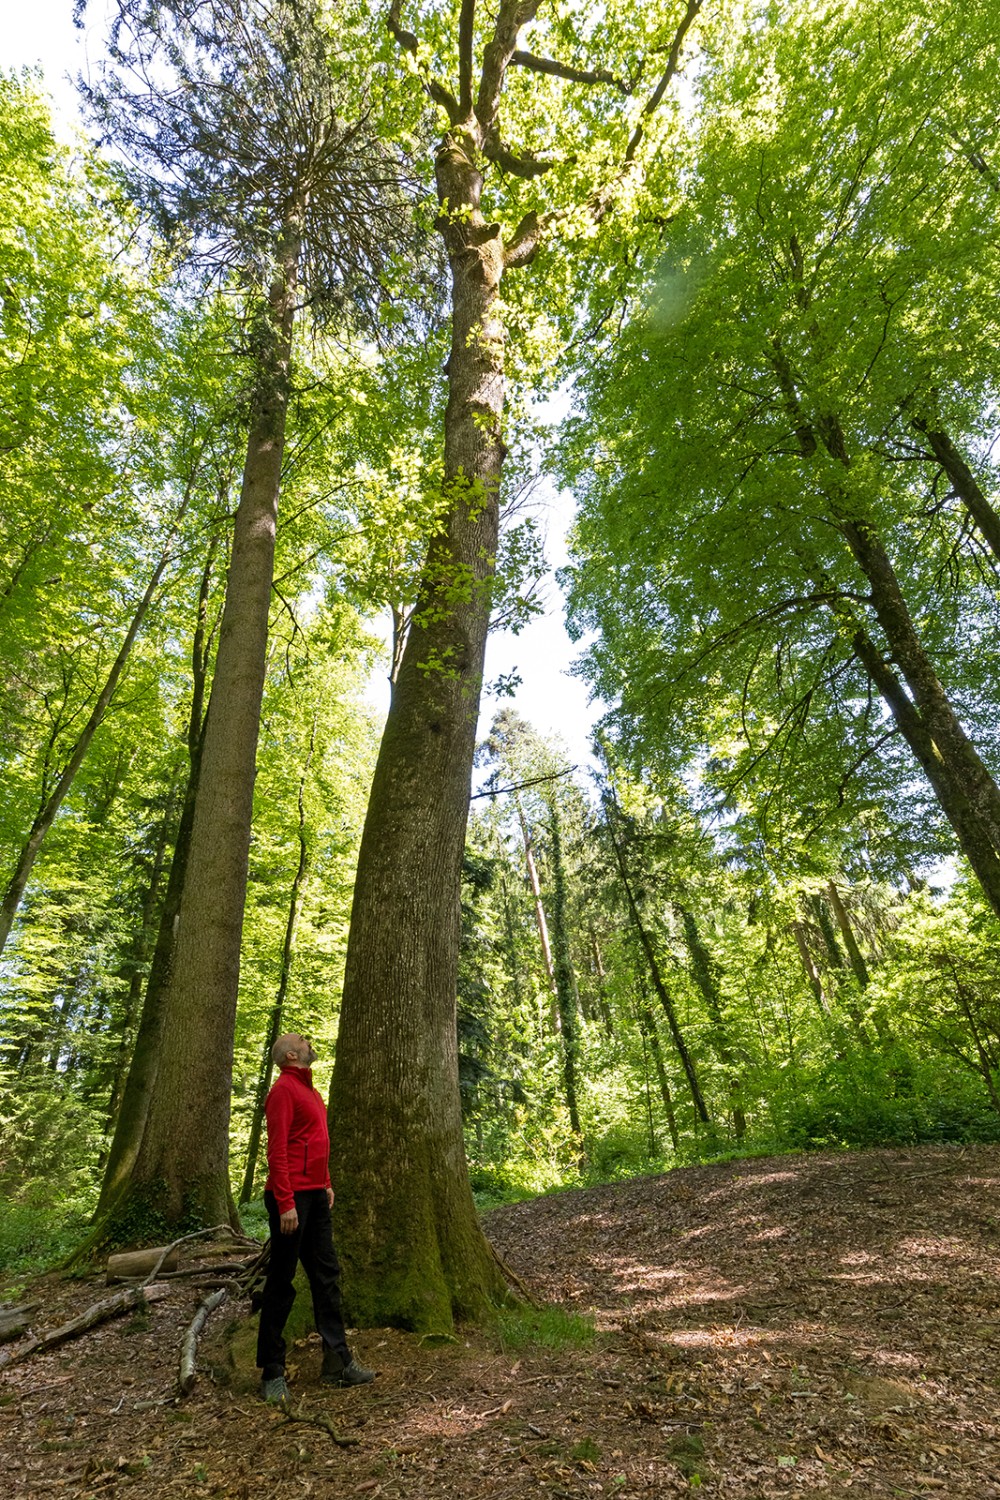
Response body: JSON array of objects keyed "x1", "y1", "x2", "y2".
[
  {"x1": 677, "y1": 905, "x2": 747, "y2": 1138},
  {"x1": 514, "y1": 790, "x2": 558, "y2": 1010},
  {"x1": 100, "y1": 792, "x2": 176, "y2": 1152},
  {"x1": 637, "y1": 1000, "x2": 680, "y2": 1152},
  {"x1": 0, "y1": 547, "x2": 176, "y2": 961},
  {"x1": 239, "y1": 722, "x2": 316, "y2": 1205},
  {"x1": 548, "y1": 798, "x2": 581, "y2": 1134},
  {"x1": 603, "y1": 799, "x2": 710, "y2": 1124},
  {"x1": 100, "y1": 222, "x2": 300, "y2": 1235},
  {"x1": 792, "y1": 921, "x2": 830, "y2": 1016},
  {"x1": 826, "y1": 882, "x2": 870, "y2": 989}
]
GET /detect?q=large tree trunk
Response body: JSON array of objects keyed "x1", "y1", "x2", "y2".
[
  {"x1": 96, "y1": 535, "x2": 219, "y2": 1217},
  {"x1": 912, "y1": 421, "x2": 1000, "y2": 563},
  {"x1": 99, "y1": 223, "x2": 300, "y2": 1238},
  {"x1": 328, "y1": 108, "x2": 516, "y2": 1331}
]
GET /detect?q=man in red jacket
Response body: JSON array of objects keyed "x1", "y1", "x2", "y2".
[{"x1": 256, "y1": 1032, "x2": 375, "y2": 1404}]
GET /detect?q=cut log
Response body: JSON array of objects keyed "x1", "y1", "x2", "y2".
[
  {"x1": 0, "y1": 1303, "x2": 39, "y2": 1344},
  {"x1": 0, "y1": 1284, "x2": 171, "y2": 1370},
  {"x1": 107, "y1": 1248, "x2": 180, "y2": 1283},
  {"x1": 178, "y1": 1286, "x2": 228, "y2": 1396}
]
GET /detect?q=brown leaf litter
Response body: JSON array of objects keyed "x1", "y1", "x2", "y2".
[{"x1": 1, "y1": 1144, "x2": 999, "y2": 1498}]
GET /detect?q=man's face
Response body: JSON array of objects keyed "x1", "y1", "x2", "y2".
[{"x1": 299, "y1": 1036, "x2": 318, "y2": 1066}]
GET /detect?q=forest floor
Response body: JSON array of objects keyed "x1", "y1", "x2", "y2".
[{"x1": 2, "y1": 1144, "x2": 999, "y2": 1499}]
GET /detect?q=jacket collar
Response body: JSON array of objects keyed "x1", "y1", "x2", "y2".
[{"x1": 278, "y1": 1064, "x2": 314, "y2": 1088}]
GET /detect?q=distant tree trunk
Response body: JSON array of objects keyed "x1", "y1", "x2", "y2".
[
  {"x1": 514, "y1": 790, "x2": 558, "y2": 1014},
  {"x1": 677, "y1": 905, "x2": 746, "y2": 1138},
  {"x1": 826, "y1": 882, "x2": 871, "y2": 989},
  {"x1": 96, "y1": 532, "x2": 219, "y2": 1217},
  {"x1": 604, "y1": 799, "x2": 710, "y2": 1125},
  {"x1": 807, "y1": 891, "x2": 871, "y2": 1048},
  {"x1": 588, "y1": 924, "x2": 615, "y2": 1037},
  {"x1": 637, "y1": 999, "x2": 679, "y2": 1152},
  {"x1": 0, "y1": 545, "x2": 176, "y2": 962},
  {"x1": 239, "y1": 722, "x2": 315, "y2": 1205},
  {"x1": 548, "y1": 799, "x2": 581, "y2": 1135},
  {"x1": 99, "y1": 220, "x2": 301, "y2": 1238},
  {"x1": 792, "y1": 921, "x2": 830, "y2": 1016}
]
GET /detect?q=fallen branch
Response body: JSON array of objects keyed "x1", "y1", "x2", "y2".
[
  {"x1": 0, "y1": 1303, "x2": 39, "y2": 1344},
  {"x1": 280, "y1": 1402, "x2": 360, "y2": 1448},
  {"x1": 0, "y1": 1284, "x2": 170, "y2": 1370},
  {"x1": 178, "y1": 1286, "x2": 228, "y2": 1396},
  {"x1": 142, "y1": 1225, "x2": 258, "y2": 1286}
]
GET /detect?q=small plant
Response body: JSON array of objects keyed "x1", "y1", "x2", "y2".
[{"x1": 493, "y1": 1303, "x2": 596, "y2": 1352}]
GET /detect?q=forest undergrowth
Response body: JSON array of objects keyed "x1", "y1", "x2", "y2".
[{"x1": 2, "y1": 1144, "x2": 998, "y2": 1499}]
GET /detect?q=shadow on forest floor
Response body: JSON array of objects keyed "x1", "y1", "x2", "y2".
[{"x1": 2, "y1": 1144, "x2": 1000, "y2": 1498}]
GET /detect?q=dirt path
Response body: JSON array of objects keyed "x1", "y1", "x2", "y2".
[{"x1": 2, "y1": 1145, "x2": 999, "y2": 1497}]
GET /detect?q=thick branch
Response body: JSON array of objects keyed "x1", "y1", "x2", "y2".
[
  {"x1": 511, "y1": 49, "x2": 631, "y2": 94},
  {"x1": 458, "y1": 0, "x2": 476, "y2": 115},
  {"x1": 477, "y1": 0, "x2": 543, "y2": 135},
  {"x1": 624, "y1": 0, "x2": 703, "y2": 165},
  {"x1": 387, "y1": 1, "x2": 462, "y2": 122}
]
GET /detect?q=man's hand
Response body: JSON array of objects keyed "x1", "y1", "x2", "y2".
[
  {"x1": 279, "y1": 1207, "x2": 299, "y2": 1235},
  {"x1": 326, "y1": 1187, "x2": 334, "y2": 1209}
]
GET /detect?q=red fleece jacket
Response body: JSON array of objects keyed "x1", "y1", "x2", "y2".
[{"x1": 264, "y1": 1065, "x2": 332, "y2": 1214}]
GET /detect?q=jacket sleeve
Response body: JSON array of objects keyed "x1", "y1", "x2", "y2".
[{"x1": 265, "y1": 1084, "x2": 296, "y2": 1214}]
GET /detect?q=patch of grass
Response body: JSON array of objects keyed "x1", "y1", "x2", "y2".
[
  {"x1": 238, "y1": 1199, "x2": 269, "y2": 1241},
  {"x1": 571, "y1": 1437, "x2": 602, "y2": 1463},
  {"x1": 493, "y1": 1303, "x2": 596, "y2": 1352}
]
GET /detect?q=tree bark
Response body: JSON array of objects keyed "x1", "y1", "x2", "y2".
[
  {"x1": 100, "y1": 219, "x2": 301, "y2": 1237},
  {"x1": 328, "y1": 16, "x2": 537, "y2": 1328},
  {"x1": 96, "y1": 533, "x2": 219, "y2": 1217},
  {"x1": 826, "y1": 882, "x2": 870, "y2": 988},
  {"x1": 637, "y1": 1000, "x2": 680, "y2": 1152},
  {"x1": 913, "y1": 421, "x2": 1000, "y2": 564}
]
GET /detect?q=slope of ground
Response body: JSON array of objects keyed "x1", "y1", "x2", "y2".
[{"x1": 2, "y1": 1144, "x2": 999, "y2": 1498}]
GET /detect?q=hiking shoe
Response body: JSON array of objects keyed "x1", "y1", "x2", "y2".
[
  {"x1": 320, "y1": 1354, "x2": 376, "y2": 1388},
  {"x1": 260, "y1": 1374, "x2": 291, "y2": 1405}
]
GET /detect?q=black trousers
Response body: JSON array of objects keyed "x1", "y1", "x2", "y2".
[{"x1": 256, "y1": 1188, "x2": 350, "y2": 1379}]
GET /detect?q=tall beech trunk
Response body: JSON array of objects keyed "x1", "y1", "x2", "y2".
[
  {"x1": 239, "y1": 724, "x2": 315, "y2": 1205},
  {"x1": 548, "y1": 799, "x2": 581, "y2": 1134},
  {"x1": 96, "y1": 536, "x2": 219, "y2": 1216},
  {"x1": 792, "y1": 921, "x2": 830, "y2": 1016},
  {"x1": 678, "y1": 906, "x2": 746, "y2": 1138},
  {"x1": 100, "y1": 223, "x2": 300, "y2": 1237},
  {"x1": 0, "y1": 546, "x2": 176, "y2": 961},
  {"x1": 329, "y1": 0, "x2": 702, "y2": 1329},
  {"x1": 328, "y1": 25, "x2": 536, "y2": 1328}
]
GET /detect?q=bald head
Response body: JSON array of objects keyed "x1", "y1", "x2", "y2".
[{"x1": 272, "y1": 1033, "x2": 315, "y2": 1068}]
